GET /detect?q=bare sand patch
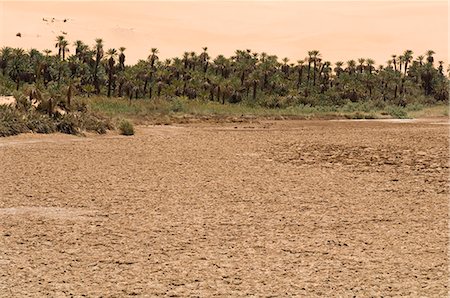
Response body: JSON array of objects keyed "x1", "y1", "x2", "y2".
[
  {"x1": 0, "y1": 207, "x2": 97, "y2": 220},
  {"x1": 0, "y1": 119, "x2": 448, "y2": 296},
  {"x1": 0, "y1": 96, "x2": 15, "y2": 106}
]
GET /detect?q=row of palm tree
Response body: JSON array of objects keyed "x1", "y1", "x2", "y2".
[{"x1": 0, "y1": 36, "x2": 448, "y2": 107}]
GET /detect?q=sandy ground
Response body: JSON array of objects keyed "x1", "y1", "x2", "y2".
[
  {"x1": 0, "y1": 96, "x2": 15, "y2": 106},
  {"x1": 0, "y1": 119, "x2": 448, "y2": 297}
]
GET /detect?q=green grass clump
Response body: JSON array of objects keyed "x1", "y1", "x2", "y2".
[
  {"x1": 119, "y1": 119, "x2": 134, "y2": 136},
  {"x1": 386, "y1": 106, "x2": 409, "y2": 119}
]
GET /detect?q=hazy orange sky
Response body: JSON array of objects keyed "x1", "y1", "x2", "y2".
[{"x1": 0, "y1": 1, "x2": 448, "y2": 66}]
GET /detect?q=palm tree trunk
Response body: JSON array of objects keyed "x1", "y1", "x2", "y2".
[
  {"x1": 307, "y1": 61, "x2": 311, "y2": 85},
  {"x1": 210, "y1": 87, "x2": 214, "y2": 101},
  {"x1": 143, "y1": 79, "x2": 148, "y2": 95},
  {"x1": 107, "y1": 72, "x2": 113, "y2": 97},
  {"x1": 313, "y1": 60, "x2": 317, "y2": 86},
  {"x1": 297, "y1": 68, "x2": 303, "y2": 88}
]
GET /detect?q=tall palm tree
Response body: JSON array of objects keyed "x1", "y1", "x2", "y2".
[
  {"x1": 310, "y1": 50, "x2": 320, "y2": 86},
  {"x1": 357, "y1": 58, "x2": 365, "y2": 74},
  {"x1": 73, "y1": 40, "x2": 88, "y2": 61},
  {"x1": 93, "y1": 38, "x2": 104, "y2": 94},
  {"x1": 426, "y1": 50, "x2": 435, "y2": 64},
  {"x1": 0, "y1": 46, "x2": 13, "y2": 76},
  {"x1": 55, "y1": 36, "x2": 69, "y2": 61},
  {"x1": 391, "y1": 55, "x2": 397, "y2": 72},
  {"x1": 417, "y1": 55, "x2": 424, "y2": 66},
  {"x1": 296, "y1": 60, "x2": 304, "y2": 88},
  {"x1": 281, "y1": 57, "x2": 290, "y2": 76},
  {"x1": 149, "y1": 48, "x2": 159, "y2": 68},
  {"x1": 402, "y1": 50, "x2": 413, "y2": 75},
  {"x1": 200, "y1": 47, "x2": 210, "y2": 73},
  {"x1": 334, "y1": 61, "x2": 344, "y2": 77},
  {"x1": 105, "y1": 48, "x2": 117, "y2": 97},
  {"x1": 9, "y1": 48, "x2": 27, "y2": 90},
  {"x1": 366, "y1": 58, "x2": 375, "y2": 74},
  {"x1": 438, "y1": 61, "x2": 444, "y2": 74},
  {"x1": 398, "y1": 55, "x2": 404, "y2": 74},
  {"x1": 346, "y1": 60, "x2": 356, "y2": 75},
  {"x1": 118, "y1": 47, "x2": 126, "y2": 70}
]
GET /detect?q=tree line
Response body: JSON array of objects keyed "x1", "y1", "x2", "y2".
[{"x1": 0, "y1": 36, "x2": 448, "y2": 108}]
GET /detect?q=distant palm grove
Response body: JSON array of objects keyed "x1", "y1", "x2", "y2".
[{"x1": 0, "y1": 36, "x2": 449, "y2": 108}]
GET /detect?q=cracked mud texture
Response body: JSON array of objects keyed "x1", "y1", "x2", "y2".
[{"x1": 0, "y1": 119, "x2": 448, "y2": 297}]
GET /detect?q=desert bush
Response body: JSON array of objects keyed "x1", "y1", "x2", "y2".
[
  {"x1": 259, "y1": 95, "x2": 281, "y2": 109},
  {"x1": 119, "y1": 119, "x2": 134, "y2": 136},
  {"x1": 25, "y1": 112, "x2": 56, "y2": 134},
  {"x1": 170, "y1": 97, "x2": 185, "y2": 113},
  {"x1": 0, "y1": 75, "x2": 15, "y2": 96},
  {"x1": 0, "y1": 105, "x2": 28, "y2": 136},
  {"x1": 79, "y1": 112, "x2": 113, "y2": 134},
  {"x1": 13, "y1": 92, "x2": 32, "y2": 112},
  {"x1": 56, "y1": 114, "x2": 80, "y2": 135},
  {"x1": 386, "y1": 106, "x2": 409, "y2": 119}
]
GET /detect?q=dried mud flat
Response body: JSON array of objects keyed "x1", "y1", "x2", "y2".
[{"x1": 0, "y1": 119, "x2": 448, "y2": 297}]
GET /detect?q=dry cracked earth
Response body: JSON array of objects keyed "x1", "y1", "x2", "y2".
[{"x1": 0, "y1": 119, "x2": 448, "y2": 297}]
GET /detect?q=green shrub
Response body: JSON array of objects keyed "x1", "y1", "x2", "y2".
[
  {"x1": 0, "y1": 105, "x2": 28, "y2": 137},
  {"x1": 170, "y1": 97, "x2": 185, "y2": 113},
  {"x1": 119, "y1": 119, "x2": 134, "y2": 136},
  {"x1": 387, "y1": 106, "x2": 409, "y2": 119},
  {"x1": 79, "y1": 112, "x2": 113, "y2": 134},
  {"x1": 26, "y1": 112, "x2": 56, "y2": 134},
  {"x1": 56, "y1": 114, "x2": 80, "y2": 135}
]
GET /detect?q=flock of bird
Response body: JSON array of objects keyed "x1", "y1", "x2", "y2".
[{"x1": 16, "y1": 17, "x2": 70, "y2": 38}]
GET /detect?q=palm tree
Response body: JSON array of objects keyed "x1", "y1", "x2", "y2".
[
  {"x1": 403, "y1": 50, "x2": 413, "y2": 75},
  {"x1": 417, "y1": 55, "x2": 424, "y2": 66},
  {"x1": 105, "y1": 48, "x2": 117, "y2": 97},
  {"x1": 346, "y1": 60, "x2": 356, "y2": 74},
  {"x1": 55, "y1": 36, "x2": 69, "y2": 61},
  {"x1": 391, "y1": 54, "x2": 397, "y2": 72},
  {"x1": 9, "y1": 48, "x2": 27, "y2": 90},
  {"x1": 366, "y1": 58, "x2": 375, "y2": 74},
  {"x1": 118, "y1": 47, "x2": 126, "y2": 70},
  {"x1": 426, "y1": 50, "x2": 435, "y2": 64},
  {"x1": 200, "y1": 47, "x2": 210, "y2": 73},
  {"x1": 149, "y1": 48, "x2": 159, "y2": 68},
  {"x1": 93, "y1": 38, "x2": 104, "y2": 94},
  {"x1": 334, "y1": 61, "x2": 344, "y2": 77},
  {"x1": 357, "y1": 58, "x2": 365, "y2": 74},
  {"x1": 281, "y1": 57, "x2": 290, "y2": 76},
  {"x1": 398, "y1": 55, "x2": 404, "y2": 74},
  {"x1": 438, "y1": 61, "x2": 444, "y2": 74},
  {"x1": 190, "y1": 51, "x2": 198, "y2": 71},
  {"x1": 73, "y1": 40, "x2": 88, "y2": 61},
  {"x1": 306, "y1": 52, "x2": 313, "y2": 85},
  {"x1": 296, "y1": 60, "x2": 304, "y2": 88},
  {"x1": 310, "y1": 50, "x2": 320, "y2": 86},
  {"x1": 0, "y1": 46, "x2": 13, "y2": 76},
  {"x1": 248, "y1": 71, "x2": 260, "y2": 100},
  {"x1": 386, "y1": 60, "x2": 393, "y2": 69}
]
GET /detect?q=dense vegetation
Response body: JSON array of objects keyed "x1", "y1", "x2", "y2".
[{"x1": 0, "y1": 36, "x2": 448, "y2": 136}]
